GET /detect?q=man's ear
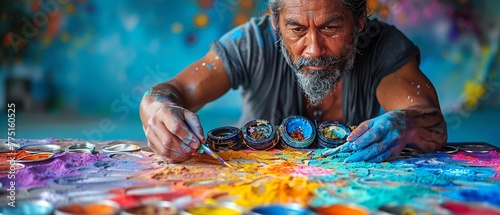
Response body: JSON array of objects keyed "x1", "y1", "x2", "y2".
[{"x1": 358, "y1": 18, "x2": 365, "y2": 32}]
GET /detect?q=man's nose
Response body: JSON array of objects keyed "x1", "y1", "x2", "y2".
[{"x1": 304, "y1": 31, "x2": 326, "y2": 58}]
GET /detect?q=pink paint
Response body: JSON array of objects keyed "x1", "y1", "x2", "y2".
[
  {"x1": 452, "y1": 151, "x2": 500, "y2": 167},
  {"x1": 0, "y1": 152, "x2": 109, "y2": 188},
  {"x1": 291, "y1": 165, "x2": 333, "y2": 177}
]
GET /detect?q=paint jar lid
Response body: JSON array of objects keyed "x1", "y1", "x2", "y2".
[
  {"x1": 241, "y1": 119, "x2": 279, "y2": 150},
  {"x1": 55, "y1": 200, "x2": 120, "y2": 215},
  {"x1": 458, "y1": 144, "x2": 495, "y2": 154},
  {"x1": 122, "y1": 201, "x2": 178, "y2": 215},
  {"x1": 65, "y1": 142, "x2": 96, "y2": 154},
  {"x1": 437, "y1": 145, "x2": 459, "y2": 154},
  {"x1": 251, "y1": 204, "x2": 315, "y2": 215},
  {"x1": 102, "y1": 143, "x2": 141, "y2": 154},
  {"x1": 279, "y1": 115, "x2": 316, "y2": 149},
  {"x1": 0, "y1": 143, "x2": 21, "y2": 153},
  {"x1": 22, "y1": 144, "x2": 62, "y2": 154},
  {"x1": 207, "y1": 126, "x2": 243, "y2": 151},
  {"x1": 0, "y1": 200, "x2": 54, "y2": 215},
  {"x1": 316, "y1": 121, "x2": 351, "y2": 148}
]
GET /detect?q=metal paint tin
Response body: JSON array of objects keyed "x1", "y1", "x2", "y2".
[
  {"x1": 207, "y1": 126, "x2": 243, "y2": 151},
  {"x1": 22, "y1": 144, "x2": 62, "y2": 153},
  {"x1": 437, "y1": 145, "x2": 459, "y2": 154},
  {"x1": 251, "y1": 204, "x2": 315, "y2": 215},
  {"x1": 108, "y1": 152, "x2": 143, "y2": 160},
  {"x1": 440, "y1": 201, "x2": 500, "y2": 215},
  {"x1": 181, "y1": 202, "x2": 245, "y2": 215},
  {"x1": 280, "y1": 115, "x2": 316, "y2": 149},
  {"x1": 121, "y1": 201, "x2": 178, "y2": 215},
  {"x1": 241, "y1": 119, "x2": 279, "y2": 150},
  {"x1": 0, "y1": 200, "x2": 54, "y2": 215},
  {"x1": 316, "y1": 121, "x2": 351, "y2": 148},
  {"x1": 458, "y1": 144, "x2": 494, "y2": 154},
  {"x1": 0, "y1": 143, "x2": 20, "y2": 153},
  {"x1": 55, "y1": 200, "x2": 120, "y2": 215},
  {"x1": 16, "y1": 152, "x2": 55, "y2": 163},
  {"x1": 313, "y1": 204, "x2": 368, "y2": 215},
  {"x1": 65, "y1": 142, "x2": 96, "y2": 154},
  {"x1": 102, "y1": 143, "x2": 141, "y2": 154}
]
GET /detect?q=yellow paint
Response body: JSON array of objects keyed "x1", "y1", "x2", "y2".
[
  {"x1": 194, "y1": 14, "x2": 209, "y2": 27},
  {"x1": 186, "y1": 205, "x2": 240, "y2": 215}
]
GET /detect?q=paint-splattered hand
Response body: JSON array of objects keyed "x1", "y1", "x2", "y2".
[
  {"x1": 144, "y1": 105, "x2": 205, "y2": 163},
  {"x1": 333, "y1": 110, "x2": 411, "y2": 162}
]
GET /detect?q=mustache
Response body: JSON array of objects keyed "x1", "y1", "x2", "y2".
[{"x1": 293, "y1": 56, "x2": 341, "y2": 70}]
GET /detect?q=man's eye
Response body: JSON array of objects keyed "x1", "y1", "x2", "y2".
[
  {"x1": 292, "y1": 27, "x2": 305, "y2": 33},
  {"x1": 324, "y1": 26, "x2": 339, "y2": 30}
]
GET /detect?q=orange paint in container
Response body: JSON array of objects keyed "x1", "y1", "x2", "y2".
[
  {"x1": 313, "y1": 204, "x2": 369, "y2": 215},
  {"x1": 55, "y1": 200, "x2": 120, "y2": 215},
  {"x1": 20, "y1": 153, "x2": 52, "y2": 160}
]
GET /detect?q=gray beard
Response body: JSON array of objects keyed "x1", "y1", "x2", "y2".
[{"x1": 279, "y1": 34, "x2": 357, "y2": 106}]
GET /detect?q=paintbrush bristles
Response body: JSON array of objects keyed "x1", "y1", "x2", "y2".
[{"x1": 200, "y1": 144, "x2": 234, "y2": 169}]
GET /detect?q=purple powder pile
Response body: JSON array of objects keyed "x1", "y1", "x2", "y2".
[{"x1": 0, "y1": 152, "x2": 109, "y2": 188}]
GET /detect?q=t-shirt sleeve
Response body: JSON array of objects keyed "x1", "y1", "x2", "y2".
[
  {"x1": 210, "y1": 16, "x2": 272, "y2": 90},
  {"x1": 371, "y1": 23, "x2": 420, "y2": 92}
]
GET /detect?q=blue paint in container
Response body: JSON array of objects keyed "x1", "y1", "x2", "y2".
[
  {"x1": 241, "y1": 119, "x2": 279, "y2": 150},
  {"x1": 207, "y1": 126, "x2": 243, "y2": 151},
  {"x1": 316, "y1": 121, "x2": 351, "y2": 148},
  {"x1": 280, "y1": 115, "x2": 316, "y2": 149},
  {"x1": 251, "y1": 204, "x2": 315, "y2": 215},
  {"x1": 0, "y1": 200, "x2": 54, "y2": 215}
]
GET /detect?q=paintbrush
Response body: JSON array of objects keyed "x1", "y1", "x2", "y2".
[{"x1": 198, "y1": 143, "x2": 234, "y2": 169}]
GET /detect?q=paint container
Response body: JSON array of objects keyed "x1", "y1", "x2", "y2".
[
  {"x1": 316, "y1": 121, "x2": 351, "y2": 148},
  {"x1": 108, "y1": 152, "x2": 143, "y2": 160},
  {"x1": 378, "y1": 204, "x2": 444, "y2": 215},
  {"x1": 241, "y1": 119, "x2": 279, "y2": 150},
  {"x1": 22, "y1": 144, "x2": 62, "y2": 153},
  {"x1": 0, "y1": 143, "x2": 20, "y2": 152},
  {"x1": 0, "y1": 200, "x2": 54, "y2": 215},
  {"x1": 207, "y1": 126, "x2": 243, "y2": 151},
  {"x1": 0, "y1": 162, "x2": 25, "y2": 174},
  {"x1": 440, "y1": 201, "x2": 500, "y2": 215},
  {"x1": 251, "y1": 204, "x2": 314, "y2": 215},
  {"x1": 313, "y1": 204, "x2": 369, "y2": 215},
  {"x1": 279, "y1": 115, "x2": 316, "y2": 149},
  {"x1": 65, "y1": 142, "x2": 96, "y2": 154},
  {"x1": 16, "y1": 152, "x2": 55, "y2": 163},
  {"x1": 181, "y1": 202, "x2": 244, "y2": 215},
  {"x1": 437, "y1": 145, "x2": 459, "y2": 154},
  {"x1": 458, "y1": 144, "x2": 494, "y2": 154},
  {"x1": 102, "y1": 144, "x2": 141, "y2": 154},
  {"x1": 121, "y1": 201, "x2": 178, "y2": 215},
  {"x1": 55, "y1": 200, "x2": 120, "y2": 215}
]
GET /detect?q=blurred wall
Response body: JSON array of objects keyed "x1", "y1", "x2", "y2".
[{"x1": 1, "y1": 0, "x2": 499, "y2": 118}]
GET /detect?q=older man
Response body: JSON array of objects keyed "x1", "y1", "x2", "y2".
[{"x1": 140, "y1": 0, "x2": 447, "y2": 163}]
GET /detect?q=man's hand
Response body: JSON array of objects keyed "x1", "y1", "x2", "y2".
[
  {"x1": 333, "y1": 110, "x2": 413, "y2": 162},
  {"x1": 143, "y1": 102, "x2": 205, "y2": 163}
]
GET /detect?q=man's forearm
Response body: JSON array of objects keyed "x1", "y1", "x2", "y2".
[{"x1": 403, "y1": 105, "x2": 448, "y2": 152}]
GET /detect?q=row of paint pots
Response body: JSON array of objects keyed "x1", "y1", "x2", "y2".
[
  {"x1": 0, "y1": 199, "x2": 371, "y2": 215},
  {"x1": 206, "y1": 116, "x2": 354, "y2": 151}
]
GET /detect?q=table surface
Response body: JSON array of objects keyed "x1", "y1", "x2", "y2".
[{"x1": 1, "y1": 138, "x2": 500, "y2": 214}]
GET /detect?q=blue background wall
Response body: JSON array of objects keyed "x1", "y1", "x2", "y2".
[{"x1": 1, "y1": 0, "x2": 499, "y2": 146}]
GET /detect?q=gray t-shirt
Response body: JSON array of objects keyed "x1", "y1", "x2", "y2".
[{"x1": 211, "y1": 15, "x2": 420, "y2": 126}]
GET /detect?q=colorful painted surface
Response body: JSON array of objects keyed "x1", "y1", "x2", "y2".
[{"x1": 1, "y1": 139, "x2": 499, "y2": 214}]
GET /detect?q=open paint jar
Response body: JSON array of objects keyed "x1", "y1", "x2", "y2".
[
  {"x1": 316, "y1": 121, "x2": 351, "y2": 148},
  {"x1": 181, "y1": 202, "x2": 245, "y2": 215},
  {"x1": 251, "y1": 204, "x2": 314, "y2": 215},
  {"x1": 279, "y1": 115, "x2": 316, "y2": 149},
  {"x1": 207, "y1": 126, "x2": 243, "y2": 151},
  {"x1": 122, "y1": 201, "x2": 178, "y2": 215},
  {"x1": 241, "y1": 119, "x2": 279, "y2": 150},
  {"x1": 55, "y1": 200, "x2": 120, "y2": 215},
  {"x1": 0, "y1": 200, "x2": 54, "y2": 215}
]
